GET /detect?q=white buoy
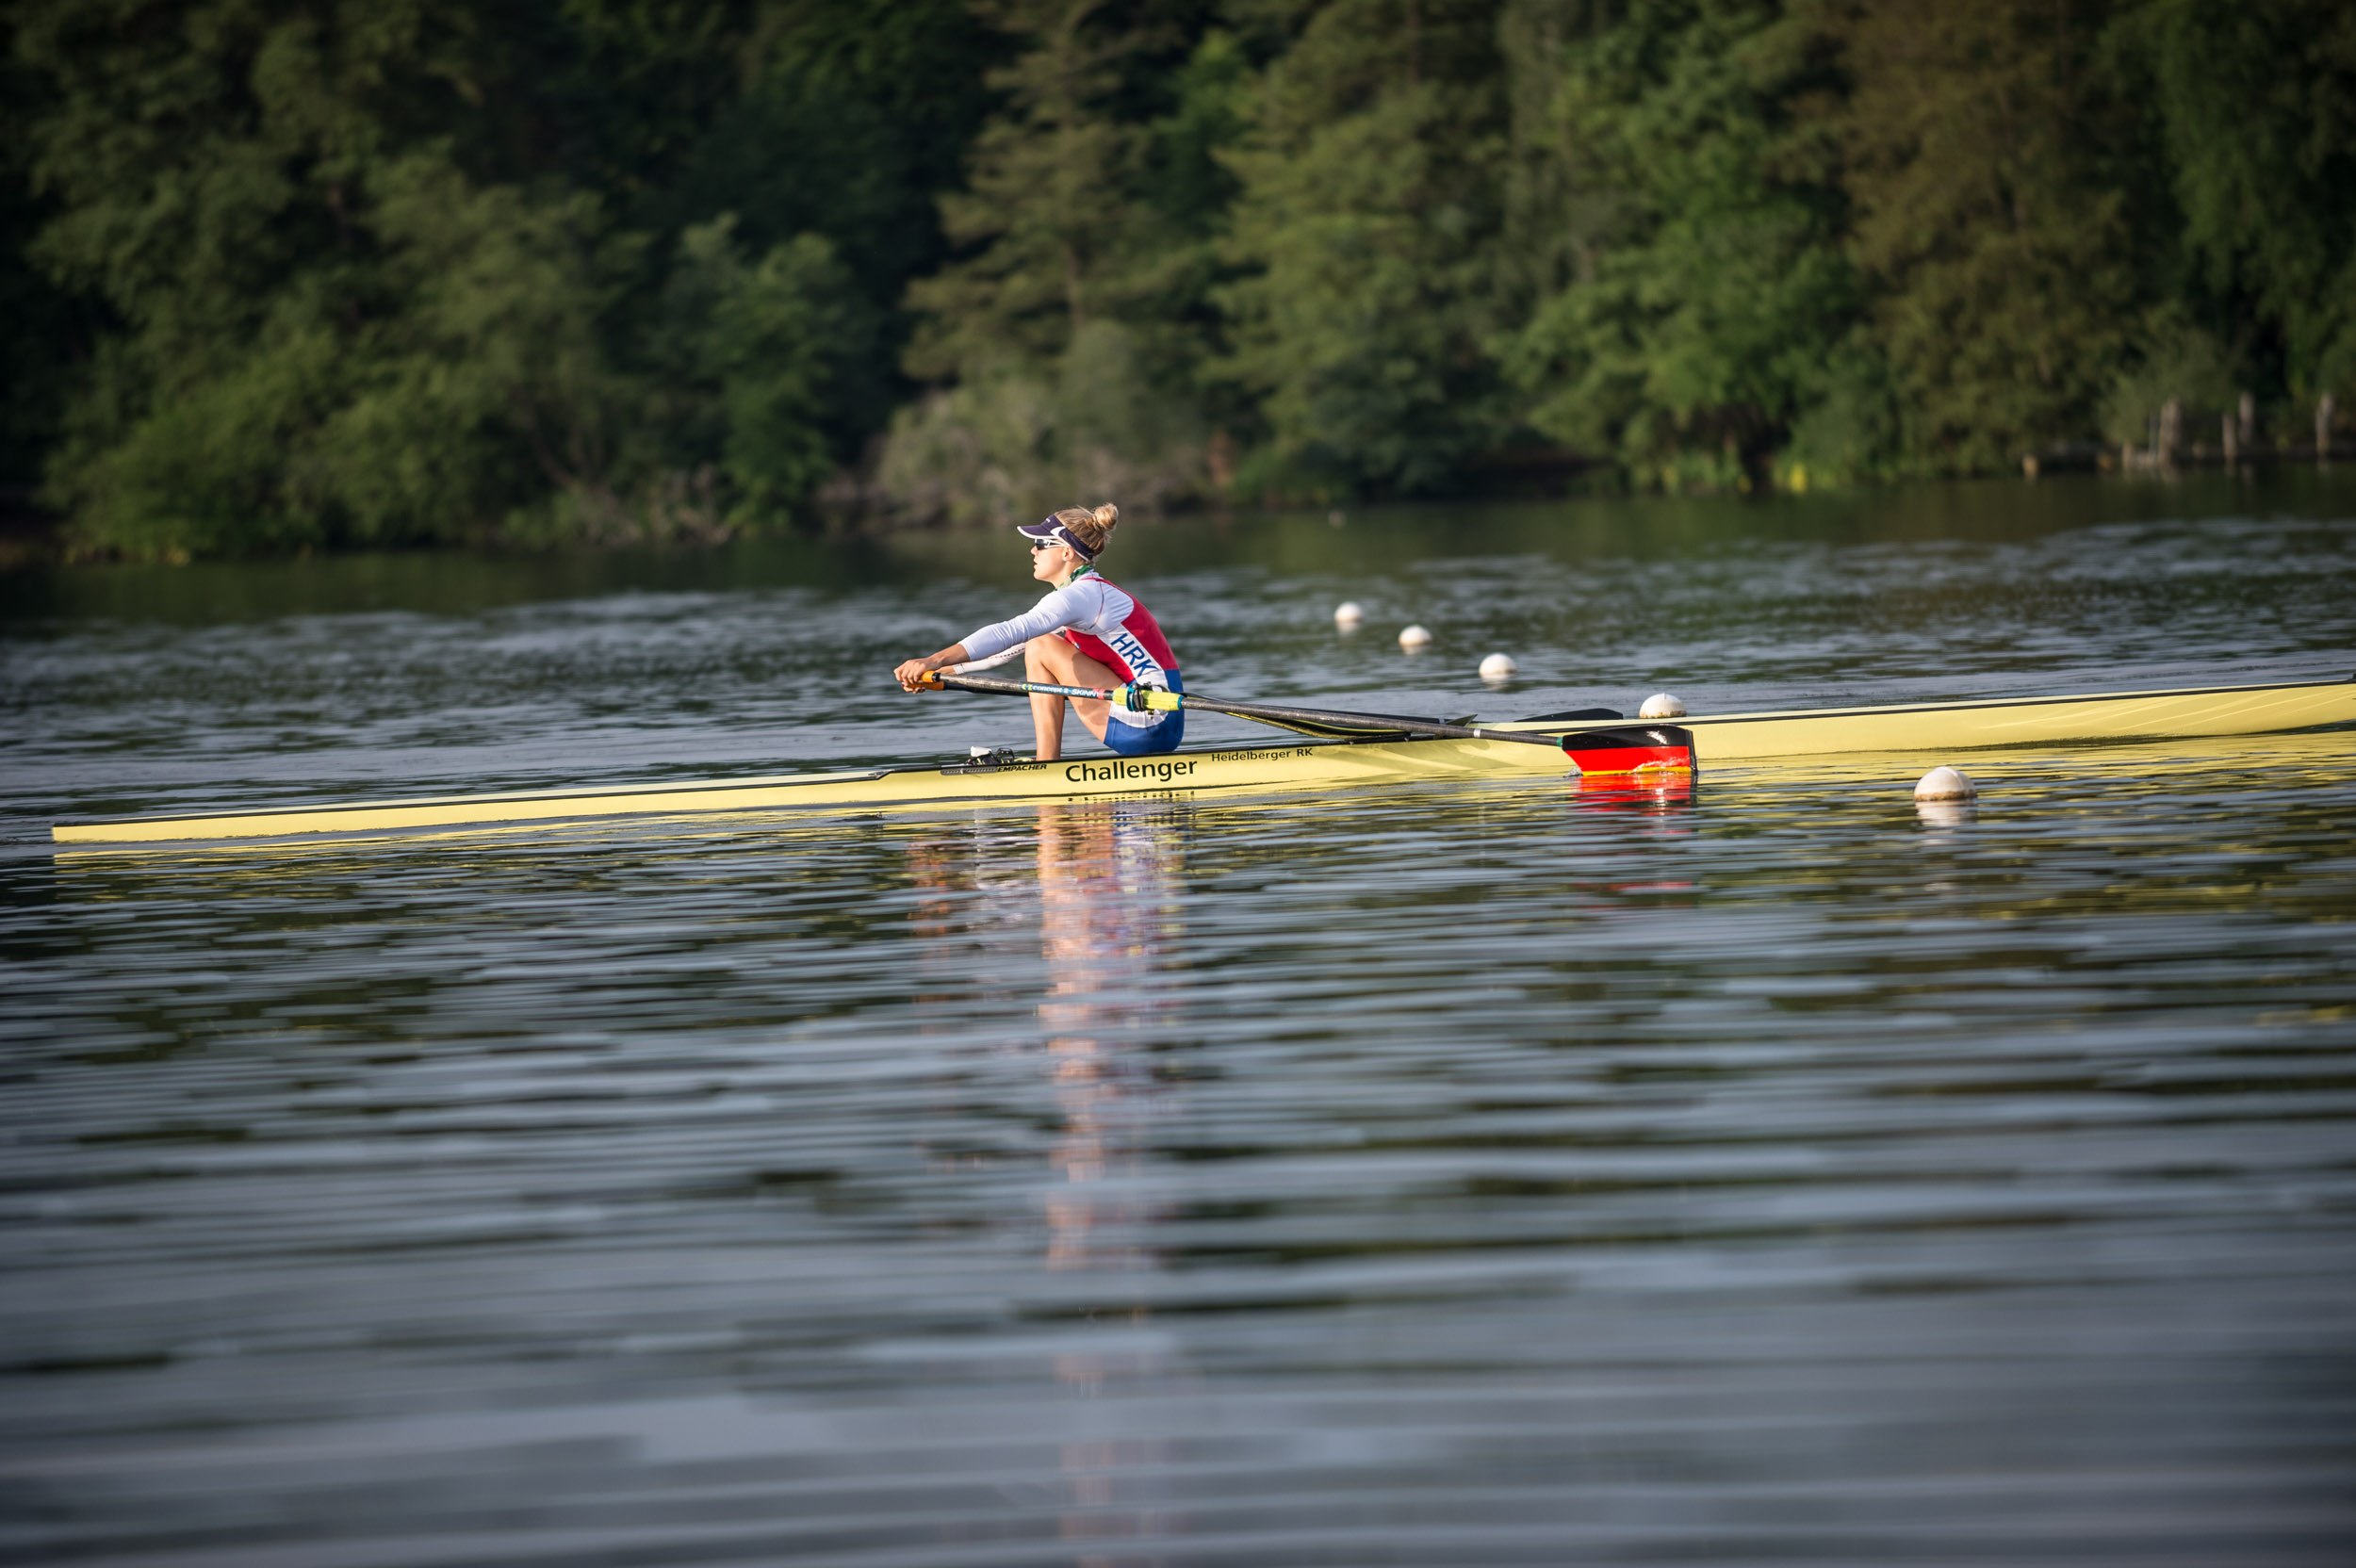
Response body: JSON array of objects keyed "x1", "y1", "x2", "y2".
[
  {"x1": 1398, "y1": 624, "x2": 1432, "y2": 650},
  {"x1": 1478, "y1": 652, "x2": 1517, "y2": 683},
  {"x1": 1640, "y1": 692, "x2": 1687, "y2": 718},
  {"x1": 1333, "y1": 600, "x2": 1365, "y2": 629},
  {"x1": 1913, "y1": 765, "x2": 1977, "y2": 802}
]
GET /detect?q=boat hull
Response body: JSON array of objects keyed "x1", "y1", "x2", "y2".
[
  {"x1": 52, "y1": 735, "x2": 1576, "y2": 846},
  {"x1": 50, "y1": 675, "x2": 2352, "y2": 847},
  {"x1": 1507, "y1": 675, "x2": 2356, "y2": 760}
]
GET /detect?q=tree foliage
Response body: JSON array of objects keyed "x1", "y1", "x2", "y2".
[
  {"x1": 1507, "y1": 0, "x2": 1859, "y2": 485},
  {"x1": 1212, "y1": 0, "x2": 1513, "y2": 496},
  {"x1": 1826, "y1": 0, "x2": 2140, "y2": 472},
  {"x1": 5, "y1": 0, "x2": 986, "y2": 556},
  {"x1": 4, "y1": 0, "x2": 2352, "y2": 555},
  {"x1": 2119, "y1": 0, "x2": 2356, "y2": 395}
]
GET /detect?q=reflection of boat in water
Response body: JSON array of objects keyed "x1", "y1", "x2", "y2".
[
  {"x1": 53, "y1": 673, "x2": 2350, "y2": 846},
  {"x1": 1571, "y1": 772, "x2": 1696, "y2": 815}
]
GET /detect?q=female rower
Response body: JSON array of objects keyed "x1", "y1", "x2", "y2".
[{"x1": 894, "y1": 504, "x2": 1184, "y2": 761}]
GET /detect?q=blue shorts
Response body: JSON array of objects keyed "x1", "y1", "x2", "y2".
[{"x1": 1103, "y1": 672, "x2": 1185, "y2": 757}]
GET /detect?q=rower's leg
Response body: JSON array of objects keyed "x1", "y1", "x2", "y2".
[
  {"x1": 1027, "y1": 689, "x2": 1066, "y2": 761},
  {"x1": 1024, "y1": 637, "x2": 1071, "y2": 760},
  {"x1": 1024, "y1": 635, "x2": 1125, "y2": 759}
]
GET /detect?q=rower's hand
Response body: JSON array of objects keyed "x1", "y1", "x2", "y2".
[{"x1": 894, "y1": 659, "x2": 933, "y2": 692}]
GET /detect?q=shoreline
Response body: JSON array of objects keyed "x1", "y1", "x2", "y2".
[{"x1": 6, "y1": 457, "x2": 2354, "y2": 575}]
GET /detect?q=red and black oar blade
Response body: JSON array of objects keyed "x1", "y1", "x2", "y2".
[{"x1": 1557, "y1": 726, "x2": 1697, "y2": 778}]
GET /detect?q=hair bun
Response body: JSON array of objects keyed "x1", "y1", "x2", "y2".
[{"x1": 1051, "y1": 502, "x2": 1121, "y2": 554}]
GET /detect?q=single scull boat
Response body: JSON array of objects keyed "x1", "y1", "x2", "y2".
[{"x1": 49, "y1": 673, "x2": 2354, "y2": 847}]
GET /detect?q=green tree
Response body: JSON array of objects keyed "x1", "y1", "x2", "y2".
[
  {"x1": 2096, "y1": 302, "x2": 2235, "y2": 449},
  {"x1": 1823, "y1": 0, "x2": 2138, "y2": 470},
  {"x1": 1505, "y1": 0, "x2": 1864, "y2": 487},
  {"x1": 8, "y1": 0, "x2": 1004, "y2": 554},
  {"x1": 880, "y1": 1, "x2": 1225, "y2": 520},
  {"x1": 0, "y1": 81, "x2": 84, "y2": 497},
  {"x1": 14, "y1": 0, "x2": 602, "y2": 554},
  {"x1": 44, "y1": 148, "x2": 630, "y2": 556},
  {"x1": 1215, "y1": 0, "x2": 1513, "y2": 495},
  {"x1": 650, "y1": 0, "x2": 999, "y2": 341},
  {"x1": 651, "y1": 217, "x2": 886, "y2": 521},
  {"x1": 2116, "y1": 0, "x2": 2356, "y2": 401},
  {"x1": 903, "y1": 0, "x2": 1156, "y2": 379},
  {"x1": 21, "y1": 0, "x2": 2356, "y2": 553}
]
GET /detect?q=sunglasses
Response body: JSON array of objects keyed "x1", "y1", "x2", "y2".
[{"x1": 1028, "y1": 540, "x2": 1058, "y2": 553}]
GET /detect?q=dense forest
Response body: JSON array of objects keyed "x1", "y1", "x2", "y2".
[{"x1": 4, "y1": 0, "x2": 2351, "y2": 558}]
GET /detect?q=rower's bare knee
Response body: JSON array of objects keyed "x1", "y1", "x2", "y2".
[{"x1": 1024, "y1": 635, "x2": 1069, "y2": 678}]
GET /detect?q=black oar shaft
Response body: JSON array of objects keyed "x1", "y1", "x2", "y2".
[
  {"x1": 1186, "y1": 694, "x2": 1565, "y2": 747},
  {"x1": 924, "y1": 672, "x2": 1565, "y2": 749}
]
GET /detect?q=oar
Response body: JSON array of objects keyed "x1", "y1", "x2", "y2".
[{"x1": 914, "y1": 671, "x2": 1570, "y2": 748}]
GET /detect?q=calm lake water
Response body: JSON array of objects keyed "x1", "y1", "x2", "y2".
[{"x1": 4, "y1": 475, "x2": 2354, "y2": 1566}]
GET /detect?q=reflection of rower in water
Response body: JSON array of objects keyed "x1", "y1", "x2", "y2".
[
  {"x1": 899, "y1": 802, "x2": 1189, "y2": 1546},
  {"x1": 1033, "y1": 802, "x2": 1185, "y2": 1274},
  {"x1": 893, "y1": 503, "x2": 1185, "y2": 762}
]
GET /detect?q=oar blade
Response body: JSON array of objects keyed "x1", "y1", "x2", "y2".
[{"x1": 1558, "y1": 726, "x2": 1698, "y2": 779}]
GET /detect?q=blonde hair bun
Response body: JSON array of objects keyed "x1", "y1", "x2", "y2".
[{"x1": 1054, "y1": 502, "x2": 1121, "y2": 553}]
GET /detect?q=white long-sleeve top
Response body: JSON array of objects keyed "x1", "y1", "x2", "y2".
[{"x1": 959, "y1": 573, "x2": 1182, "y2": 727}]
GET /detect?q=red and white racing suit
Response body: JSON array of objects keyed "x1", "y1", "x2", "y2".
[{"x1": 957, "y1": 570, "x2": 1182, "y2": 741}]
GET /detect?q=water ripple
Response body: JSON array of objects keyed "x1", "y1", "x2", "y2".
[{"x1": 4, "y1": 484, "x2": 2354, "y2": 1563}]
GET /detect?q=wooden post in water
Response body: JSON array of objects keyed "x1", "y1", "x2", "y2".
[
  {"x1": 2221, "y1": 412, "x2": 2237, "y2": 464},
  {"x1": 2159, "y1": 397, "x2": 2182, "y2": 468},
  {"x1": 2320, "y1": 393, "x2": 2338, "y2": 465},
  {"x1": 2239, "y1": 391, "x2": 2255, "y2": 450}
]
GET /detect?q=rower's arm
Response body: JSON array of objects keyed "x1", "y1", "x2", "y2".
[
  {"x1": 895, "y1": 645, "x2": 971, "y2": 691},
  {"x1": 957, "y1": 581, "x2": 1094, "y2": 664}
]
